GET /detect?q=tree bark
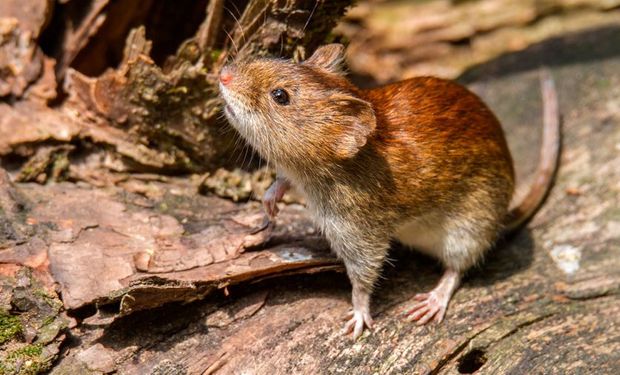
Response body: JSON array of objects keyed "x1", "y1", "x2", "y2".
[
  {"x1": 0, "y1": 0, "x2": 353, "y2": 178},
  {"x1": 1, "y1": 1, "x2": 619, "y2": 374}
]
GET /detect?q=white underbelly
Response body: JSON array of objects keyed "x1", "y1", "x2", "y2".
[{"x1": 394, "y1": 215, "x2": 447, "y2": 259}]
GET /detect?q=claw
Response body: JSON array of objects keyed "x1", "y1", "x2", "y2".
[
  {"x1": 416, "y1": 304, "x2": 439, "y2": 325},
  {"x1": 262, "y1": 178, "x2": 291, "y2": 221},
  {"x1": 249, "y1": 216, "x2": 273, "y2": 234},
  {"x1": 405, "y1": 303, "x2": 431, "y2": 322},
  {"x1": 403, "y1": 269, "x2": 461, "y2": 326},
  {"x1": 343, "y1": 310, "x2": 374, "y2": 340},
  {"x1": 342, "y1": 316, "x2": 356, "y2": 334},
  {"x1": 432, "y1": 307, "x2": 446, "y2": 324},
  {"x1": 404, "y1": 301, "x2": 427, "y2": 314},
  {"x1": 264, "y1": 196, "x2": 279, "y2": 219},
  {"x1": 404, "y1": 291, "x2": 445, "y2": 325}
]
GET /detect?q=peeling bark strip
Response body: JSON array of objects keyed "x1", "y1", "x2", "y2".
[{"x1": 0, "y1": 177, "x2": 340, "y2": 315}]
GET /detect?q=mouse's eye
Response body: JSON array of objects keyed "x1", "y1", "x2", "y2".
[{"x1": 270, "y1": 88, "x2": 290, "y2": 105}]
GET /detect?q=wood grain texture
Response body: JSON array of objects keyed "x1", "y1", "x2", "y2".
[{"x1": 42, "y1": 32, "x2": 620, "y2": 374}]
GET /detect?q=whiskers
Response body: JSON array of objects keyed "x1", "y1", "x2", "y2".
[
  {"x1": 302, "y1": 1, "x2": 319, "y2": 36},
  {"x1": 225, "y1": 5, "x2": 247, "y2": 47},
  {"x1": 222, "y1": 28, "x2": 239, "y2": 60}
]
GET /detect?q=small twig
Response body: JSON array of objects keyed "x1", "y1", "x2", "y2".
[{"x1": 202, "y1": 352, "x2": 229, "y2": 375}]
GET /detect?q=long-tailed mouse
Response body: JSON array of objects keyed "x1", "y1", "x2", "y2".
[{"x1": 218, "y1": 44, "x2": 560, "y2": 340}]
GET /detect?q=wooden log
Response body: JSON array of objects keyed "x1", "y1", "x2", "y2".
[{"x1": 42, "y1": 28, "x2": 620, "y2": 374}]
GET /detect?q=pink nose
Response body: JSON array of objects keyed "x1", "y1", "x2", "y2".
[{"x1": 220, "y1": 67, "x2": 233, "y2": 86}]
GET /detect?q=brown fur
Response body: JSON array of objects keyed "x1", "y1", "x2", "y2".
[{"x1": 219, "y1": 44, "x2": 560, "y2": 337}]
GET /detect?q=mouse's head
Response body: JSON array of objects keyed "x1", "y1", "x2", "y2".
[{"x1": 219, "y1": 44, "x2": 376, "y2": 169}]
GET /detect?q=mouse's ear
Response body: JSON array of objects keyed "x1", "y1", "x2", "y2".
[
  {"x1": 327, "y1": 93, "x2": 377, "y2": 159},
  {"x1": 303, "y1": 44, "x2": 345, "y2": 74}
]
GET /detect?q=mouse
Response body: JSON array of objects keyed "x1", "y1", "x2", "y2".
[{"x1": 218, "y1": 44, "x2": 560, "y2": 340}]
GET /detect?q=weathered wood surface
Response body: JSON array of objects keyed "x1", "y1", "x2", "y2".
[
  {"x1": 1, "y1": 175, "x2": 339, "y2": 313},
  {"x1": 1, "y1": 1, "x2": 619, "y2": 374},
  {"x1": 29, "y1": 24, "x2": 620, "y2": 374}
]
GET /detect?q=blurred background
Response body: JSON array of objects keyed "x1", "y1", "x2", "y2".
[{"x1": 338, "y1": 0, "x2": 620, "y2": 83}]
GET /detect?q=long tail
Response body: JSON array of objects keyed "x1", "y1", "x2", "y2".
[{"x1": 503, "y1": 69, "x2": 561, "y2": 235}]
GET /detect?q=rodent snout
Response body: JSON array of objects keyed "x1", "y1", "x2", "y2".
[{"x1": 220, "y1": 66, "x2": 234, "y2": 86}]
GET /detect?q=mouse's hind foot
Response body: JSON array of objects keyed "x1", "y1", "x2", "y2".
[{"x1": 403, "y1": 268, "x2": 461, "y2": 325}]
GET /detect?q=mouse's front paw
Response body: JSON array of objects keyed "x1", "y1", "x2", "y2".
[
  {"x1": 262, "y1": 192, "x2": 279, "y2": 220},
  {"x1": 249, "y1": 215, "x2": 273, "y2": 234},
  {"x1": 262, "y1": 177, "x2": 291, "y2": 220},
  {"x1": 342, "y1": 309, "x2": 374, "y2": 340}
]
